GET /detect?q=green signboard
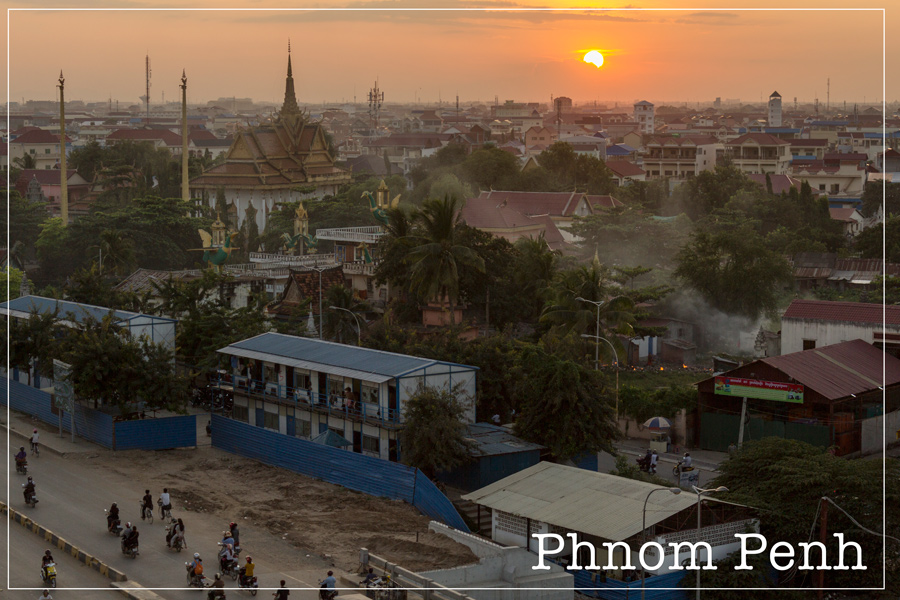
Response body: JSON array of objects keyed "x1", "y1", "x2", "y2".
[
  {"x1": 714, "y1": 376, "x2": 804, "y2": 403},
  {"x1": 53, "y1": 359, "x2": 74, "y2": 412}
]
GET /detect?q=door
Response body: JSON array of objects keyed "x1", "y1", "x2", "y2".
[
  {"x1": 353, "y1": 428, "x2": 362, "y2": 454},
  {"x1": 318, "y1": 372, "x2": 328, "y2": 405},
  {"x1": 389, "y1": 438, "x2": 398, "y2": 462},
  {"x1": 388, "y1": 384, "x2": 398, "y2": 420},
  {"x1": 286, "y1": 414, "x2": 296, "y2": 437},
  {"x1": 255, "y1": 407, "x2": 265, "y2": 428}
]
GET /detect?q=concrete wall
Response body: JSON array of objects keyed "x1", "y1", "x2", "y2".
[
  {"x1": 617, "y1": 409, "x2": 687, "y2": 447},
  {"x1": 861, "y1": 409, "x2": 900, "y2": 454},
  {"x1": 422, "y1": 522, "x2": 573, "y2": 600}
]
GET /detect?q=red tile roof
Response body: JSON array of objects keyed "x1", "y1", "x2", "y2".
[
  {"x1": 828, "y1": 207, "x2": 859, "y2": 222},
  {"x1": 760, "y1": 339, "x2": 900, "y2": 400},
  {"x1": 727, "y1": 133, "x2": 790, "y2": 146},
  {"x1": 747, "y1": 174, "x2": 806, "y2": 195},
  {"x1": 475, "y1": 190, "x2": 585, "y2": 217},
  {"x1": 782, "y1": 299, "x2": 900, "y2": 326},
  {"x1": 460, "y1": 198, "x2": 543, "y2": 229},
  {"x1": 12, "y1": 129, "x2": 69, "y2": 144},
  {"x1": 825, "y1": 152, "x2": 867, "y2": 163}
]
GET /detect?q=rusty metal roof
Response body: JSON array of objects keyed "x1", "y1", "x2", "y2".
[
  {"x1": 760, "y1": 339, "x2": 899, "y2": 400},
  {"x1": 783, "y1": 299, "x2": 900, "y2": 325}
]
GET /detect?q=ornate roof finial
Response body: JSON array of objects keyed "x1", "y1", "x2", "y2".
[{"x1": 281, "y1": 42, "x2": 300, "y2": 115}]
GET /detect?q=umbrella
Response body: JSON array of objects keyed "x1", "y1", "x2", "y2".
[{"x1": 643, "y1": 416, "x2": 672, "y2": 430}]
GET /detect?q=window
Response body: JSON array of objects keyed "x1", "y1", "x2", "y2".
[
  {"x1": 819, "y1": 184, "x2": 826, "y2": 191},
  {"x1": 45, "y1": 148, "x2": 51, "y2": 154},
  {"x1": 296, "y1": 419, "x2": 311, "y2": 438},
  {"x1": 263, "y1": 411, "x2": 279, "y2": 430},
  {"x1": 361, "y1": 383, "x2": 378, "y2": 405},
  {"x1": 29, "y1": 149, "x2": 36, "y2": 154},
  {"x1": 802, "y1": 339, "x2": 816, "y2": 351},
  {"x1": 264, "y1": 364, "x2": 277, "y2": 384},
  {"x1": 362, "y1": 435, "x2": 380, "y2": 454},
  {"x1": 831, "y1": 184, "x2": 840, "y2": 194},
  {"x1": 232, "y1": 404, "x2": 249, "y2": 422}
]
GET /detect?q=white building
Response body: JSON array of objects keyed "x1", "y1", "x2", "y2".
[
  {"x1": 767, "y1": 91, "x2": 782, "y2": 127},
  {"x1": 216, "y1": 334, "x2": 478, "y2": 461},
  {"x1": 633, "y1": 100, "x2": 655, "y2": 135},
  {"x1": 780, "y1": 299, "x2": 900, "y2": 355}
]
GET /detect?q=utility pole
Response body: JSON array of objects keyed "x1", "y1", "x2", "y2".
[
  {"x1": 737, "y1": 397, "x2": 748, "y2": 447},
  {"x1": 181, "y1": 70, "x2": 190, "y2": 203},
  {"x1": 145, "y1": 55, "x2": 152, "y2": 124},
  {"x1": 58, "y1": 71, "x2": 68, "y2": 226}
]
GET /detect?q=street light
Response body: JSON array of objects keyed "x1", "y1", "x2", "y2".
[
  {"x1": 641, "y1": 487, "x2": 682, "y2": 600},
  {"x1": 576, "y1": 295, "x2": 620, "y2": 423},
  {"x1": 328, "y1": 306, "x2": 362, "y2": 345},
  {"x1": 692, "y1": 485, "x2": 728, "y2": 600},
  {"x1": 305, "y1": 261, "x2": 331, "y2": 340}
]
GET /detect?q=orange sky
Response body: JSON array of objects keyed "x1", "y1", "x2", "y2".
[{"x1": 3, "y1": 2, "x2": 893, "y2": 108}]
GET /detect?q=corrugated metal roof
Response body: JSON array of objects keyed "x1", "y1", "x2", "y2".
[
  {"x1": 0, "y1": 295, "x2": 176, "y2": 324},
  {"x1": 783, "y1": 299, "x2": 900, "y2": 326},
  {"x1": 219, "y1": 333, "x2": 477, "y2": 380},
  {"x1": 465, "y1": 423, "x2": 544, "y2": 456},
  {"x1": 760, "y1": 339, "x2": 900, "y2": 400},
  {"x1": 463, "y1": 462, "x2": 730, "y2": 542}
]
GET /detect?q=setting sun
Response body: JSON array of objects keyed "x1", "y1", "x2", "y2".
[{"x1": 583, "y1": 50, "x2": 604, "y2": 68}]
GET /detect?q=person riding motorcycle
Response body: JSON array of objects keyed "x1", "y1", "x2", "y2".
[
  {"x1": 682, "y1": 452, "x2": 693, "y2": 470},
  {"x1": 122, "y1": 524, "x2": 139, "y2": 553},
  {"x1": 121, "y1": 522, "x2": 134, "y2": 540},
  {"x1": 168, "y1": 518, "x2": 185, "y2": 548},
  {"x1": 41, "y1": 550, "x2": 54, "y2": 581},
  {"x1": 361, "y1": 568, "x2": 381, "y2": 587},
  {"x1": 207, "y1": 572, "x2": 225, "y2": 600},
  {"x1": 239, "y1": 556, "x2": 255, "y2": 586},
  {"x1": 141, "y1": 490, "x2": 153, "y2": 520},
  {"x1": 218, "y1": 537, "x2": 235, "y2": 573},
  {"x1": 38, "y1": 589, "x2": 53, "y2": 600},
  {"x1": 320, "y1": 570, "x2": 337, "y2": 600},
  {"x1": 15, "y1": 446, "x2": 27, "y2": 466},
  {"x1": 229, "y1": 521, "x2": 240, "y2": 548},
  {"x1": 190, "y1": 553, "x2": 204, "y2": 579},
  {"x1": 23, "y1": 476, "x2": 36, "y2": 503},
  {"x1": 107, "y1": 502, "x2": 120, "y2": 531}
]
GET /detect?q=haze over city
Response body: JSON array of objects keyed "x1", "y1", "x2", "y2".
[{"x1": 4, "y1": 2, "x2": 892, "y2": 108}]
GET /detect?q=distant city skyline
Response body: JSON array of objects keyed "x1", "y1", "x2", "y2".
[{"x1": 4, "y1": 3, "x2": 891, "y2": 109}]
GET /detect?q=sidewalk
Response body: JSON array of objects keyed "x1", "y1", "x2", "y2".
[
  {"x1": 614, "y1": 438, "x2": 728, "y2": 472},
  {"x1": 2, "y1": 408, "x2": 105, "y2": 455}
]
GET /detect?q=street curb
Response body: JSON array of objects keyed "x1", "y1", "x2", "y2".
[
  {"x1": 1, "y1": 501, "x2": 128, "y2": 582},
  {"x1": 110, "y1": 580, "x2": 166, "y2": 599},
  {"x1": 3, "y1": 423, "x2": 66, "y2": 457}
]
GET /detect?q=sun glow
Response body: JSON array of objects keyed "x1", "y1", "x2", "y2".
[{"x1": 583, "y1": 50, "x2": 604, "y2": 68}]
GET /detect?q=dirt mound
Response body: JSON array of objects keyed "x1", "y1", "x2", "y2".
[{"x1": 362, "y1": 531, "x2": 477, "y2": 572}]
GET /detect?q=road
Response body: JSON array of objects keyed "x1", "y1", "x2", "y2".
[
  {"x1": 3, "y1": 520, "x2": 114, "y2": 599},
  {"x1": 5, "y1": 438, "x2": 335, "y2": 599}
]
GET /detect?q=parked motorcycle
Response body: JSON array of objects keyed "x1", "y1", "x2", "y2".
[{"x1": 41, "y1": 562, "x2": 57, "y2": 588}]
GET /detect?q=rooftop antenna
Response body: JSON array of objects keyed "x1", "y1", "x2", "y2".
[
  {"x1": 367, "y1": 79, "x2": 384, "y2": 130},
  {"x1": 140, "y1": 54, "x2": 152, "y2": 125},
  {"x1": 826, "y1": 77, "x2": 830, "y2": 114},
  {"x1": 456, "y1": 94, "x2": 459, "y2": 124}
]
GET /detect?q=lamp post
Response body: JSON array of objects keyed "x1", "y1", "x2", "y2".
[
  {"x1": 692, "y1": 485, "x2": 728, "y2": 600},
  {"x1": 328, "y1": 306, "x2": 362, "y2": 345},
  {"x1": 641, "y1": 487, "x2": 681, "y2": 600},
  {"x1": 305, "y1": 261, "x2": 330, "y2": 340},
  {"x1": 579, "y1": 330, "x2": 620, "y2": 422}
]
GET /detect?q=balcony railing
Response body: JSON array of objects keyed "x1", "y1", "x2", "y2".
[
  {"x1": 315, "y1": 226, "x2": 385, "y2": 244},
  {"x1": 215, "y1": 375, "x2": 402, "y2": 428}
]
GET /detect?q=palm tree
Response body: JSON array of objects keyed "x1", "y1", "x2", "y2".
[
  {"x1": 407, "y1": 195, "x2": 485, "y2": 325},
  {"x1": 541, "y1": 254, "x2": 635, "y2": 361},
  {"x1": 322, "y1": 284, "x2": 369, "y2": 344},
  {"x1": 513, "y1": 234, "x2": 560, "y2": 320},
  {"x1": 90, "y1": 229, "x2": 136, "y2": 276}
]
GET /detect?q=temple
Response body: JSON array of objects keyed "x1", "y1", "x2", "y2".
[{"x1": 190, "y1": 44, "x2": 351, "y2": 233}]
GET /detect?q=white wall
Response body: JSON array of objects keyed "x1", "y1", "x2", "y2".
[
  {"x1": 861, "y1": 409, "x2": 900, "y2": 455},
  {"x1": 780, "y1": 319, "x2": 895, "y2": 355}
]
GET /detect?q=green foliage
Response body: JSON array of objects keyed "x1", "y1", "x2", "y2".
[
  {"x1": 535, "y1": 142, "x2": 615, "y2": 195},
  {"x1": 6, "y1": 307, "x2": 61, "y2": 384},
  {"x1": 0, "y1": 268, "x2": 24, "y2": 303},
  {"x1": 855, "y1": 216, "x2": 898, "y2": 262},
  {"x1": 64, "y1": 264, "x2": 123, "y2": 308},
  {"x1": 711, "y1": 438, "x2": 900, "y2": 590},
  {"x1": 322, "y1": 284, "x2": 369, "y2": 344},
  {"x1": 3, "y1": 190, "x2": 49, "y2": 253},
  {"x1": 400, "y1": 384, "x2": 476, "y2": 478},
  {"x1": 680, "y1": 549, "x2": 783, "y2": 598},
  {"x1": 619, "y1": 384, "x2": 696, "y2": 424},
  {"x1": 615, "y1": 179, "x2": 669, "y2": 212},
  {"x1": 513, "y1": 344, "x2": 618, "y2": 460},
  {"x1": 69, "y1": 140, "x2": 185, "y2": 200},
  {"x1": 511, "y1": 235, "x2": 561, "y2": 322},
  {"x1": 679, "y1": 162, "x2": 758, "y2": 220},
  {"x1": 35, "y1": 217, "x2": 78, "y2": 283},
  {"x1": 461, "y1": 147, "x2": 522, "y2": 190},
  {"x1": 675, "y1": 225, "x2": 793, "y2": 320},
  {"x1": 608, "y1": 454, "x2": 673, "y2": 487},
  {"x1": 860, "y1": 180, "x2": 900, "y2": 218}
]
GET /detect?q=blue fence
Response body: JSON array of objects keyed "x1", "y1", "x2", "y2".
[
  {"x1": 4, "y1": 380, "x2": 114, "y2": 448},
  {"x1": 3, "y1": 380, "x2": 197, "y2": 451},
  {"x1": 211, "y1": 414, "x2": 469, "y2": 531},
  {"x1": 114, "y1": 415, "x2": 197, "y2": 450},
  {"x1": 572, "y1": 569, "x2": 688, "y2": 599}
]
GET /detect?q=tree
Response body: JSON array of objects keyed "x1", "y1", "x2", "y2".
[
  {"x1": 860, "y1": 180, "x2": 900, "y2": 218},
  {"x1": 407, "y1": 195, "x2": 485, "y2": 325},
  {"x1": 537, "y1": 142, "x2": 616, "y2": 194},
  {"x1": 460, "y1": 147, "x2": 521, "y2": 190},
  {"x1": 7, "y1": 308, "x2": 61, "y2": 385},
  {"x1": 322, "y1": 284, "x2": 369, "y2": 344},
  {"x1": 400, "y1": 384, "x2": 476, "y2": 479},
  {"x1": 855, "y1": 216, "x2": 899, "y2": 262},
  {"x1": 511, "y1": 235, "x2": 561, "y2": 322},
  {"x1": 674, "y1": 225, "x2": 793, "y2": 320},
  {"x1": 64, "y1": 264, "x2": 122, "y2": 308},
  {"x1": 513, "y1": 345, "x2": 618, "y2": 460},
  {"x1": 711, "y1": 438, "x2": 899, "y2": 591},
  {"x1": 2, "y1": 190, "x2": 49, "y2": 252},
  {"x1": 681, "y1": 162, "x2": 757, "y2": 221},
  {"x1": 92, "y1": 229, "x2": 136, "y2": 276},
  {"x1": 0, "y1": 268, "x2": 24, "y2": 303}
]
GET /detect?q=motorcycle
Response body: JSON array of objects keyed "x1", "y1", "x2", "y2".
[
  {"x1": 186, "y1": 562, "x2": 208, "y2": 588},
  {"x1": 218, "y1": 544, "x2": 239, "y2": 581},
  {"x1": 105, "y1": 510, "x2": 123, "y2": 535},
  {"x1": 237, "y1": 571, "x2": 258, "y2": 596},
  {"x1": 41, "y1": 562, "x2": 57, "y2": 588},
  {"x1": 23, "y1": 485, "x2": 38, "y2": 508},
  {"x1": 121, "y1": 538, "x2": 139, "y2": 559},
  {"x1": 15, "y1": 458, "x2": 27, "y2": 475},
  {"x1": 319, "y1": 581, "x2": 338, "y2": 600},
  {"x1": 166, "y1": 526, "x2": 186, "y2": 552},
  {"x1": 672, "y1": 461, "x2": 695, "y2": 477},
  {"x1": 636, "y1": 454, "x2": 657, "y2": 475}
]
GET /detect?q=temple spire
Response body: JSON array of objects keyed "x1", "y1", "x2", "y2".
[{"x1": 281, "y1": 40, "x2": 300, "y2": 116}]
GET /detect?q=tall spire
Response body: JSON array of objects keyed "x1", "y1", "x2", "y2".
[{"x1": 281, "y1": 40, "x2": 300, "y2": 116}]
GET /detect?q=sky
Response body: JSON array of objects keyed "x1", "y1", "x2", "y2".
[{"x1": 3, "y1": 1, "x2": 893, "y2": 109}]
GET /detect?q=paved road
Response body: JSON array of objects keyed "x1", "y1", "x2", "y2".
[
  {"x1": 3, "y1": 520, "x2": 114, "y2": 598},
  {"x1": 5, "y1": 439, "x2": 330, "y2": 600}
]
